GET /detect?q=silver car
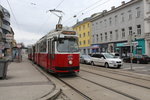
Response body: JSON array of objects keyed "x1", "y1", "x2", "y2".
[
  {"x1": 90, "y1": 53, "x2": 123, "y2": 68},
  {"x1": 80, "y1": 55, "x2": 91, "y2": 64}
]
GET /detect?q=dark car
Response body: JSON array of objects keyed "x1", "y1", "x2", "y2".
[
  {"x1": 123, "y1": 55, "x2": 150, "y2": 64},
  {"x1": 80, "y1": 55, "x2": 91, "y2": 64}
]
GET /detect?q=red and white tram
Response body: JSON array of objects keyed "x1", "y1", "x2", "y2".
[{"x1": 28, "y1": 25, "x2": 80, "y2": 73}]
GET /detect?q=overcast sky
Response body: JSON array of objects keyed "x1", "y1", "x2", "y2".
[{"x1": 0, "y1": 0, "x2": 130, "y2": 46}]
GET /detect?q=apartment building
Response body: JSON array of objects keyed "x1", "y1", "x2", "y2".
[
  {"x1": 73, "y1": 18, "x2": 92, "y2": 54},
  {"x1": 0, "y1": 5, "x2": 4, "y2": 42},
  {"x1": 91, "y1": 0, "x2": 150, "y2": 56},
  {"x1": 0, "y1": 5, "x2": 13, "y2": 58}
]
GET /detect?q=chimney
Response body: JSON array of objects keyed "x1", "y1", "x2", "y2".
[
  {"x1": 121, "y1": 1, "x2": 125, "y2": 5},
  {"x1": 111, "y1": 6, "x2": 115, "y2": 10},
  {"x1": 103, "y1": 10, "x2": 107, "y2": 13}
]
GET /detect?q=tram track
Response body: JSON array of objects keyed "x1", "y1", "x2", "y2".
[
  {"x1": 81, "y1": 69, "x2": 150, "y2": 90},
  {"x1": 56, "y1": 76, "x2": 92, "y2": 100},
  {"x1": 78, "y1": 69, "x2": 150, "y2": 100},
  {"x1": 56, "y1": 75, "x2": 140, "y2": 100},
  {"x1": 81, "y1": 64, "x2": 150, "y2": 81},
  {"x1": 78, "y1": 76, "x2": 140, "y2": 100}
]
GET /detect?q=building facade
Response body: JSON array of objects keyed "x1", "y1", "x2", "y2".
[
  {"x1": 91, "y1": 0, "x2": 150, "y2": 57},
  {"x1": 0, "y1": 5, "x2": 14, "y2": 59},
  {"x1": 0, "y1": 5, "x2": 4, "y2": 42},
  {"x1": 73, "y1": 18, "x2": 92, "y2": 55}
]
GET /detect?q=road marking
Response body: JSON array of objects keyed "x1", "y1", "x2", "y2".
[
  {"x1": 123, "y1": 66, "x2": 145, "y2": 69},
  {"x1": 138, "y1": 69, "x2": 150, "y2": 72}
]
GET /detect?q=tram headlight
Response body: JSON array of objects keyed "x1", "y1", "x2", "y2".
[{"x1": 69, "y1": 60, "x2": 73, "y2": 65}]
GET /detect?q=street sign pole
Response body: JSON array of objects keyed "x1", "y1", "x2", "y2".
[
  {"x1": 130, "y1": 40, "x2": 133, "y2": 70},
  {"x1": 128, "y1": 33, "x2": 134, "y2": 71}
]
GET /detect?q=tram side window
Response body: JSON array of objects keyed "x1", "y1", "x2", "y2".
[{"x1": 40, "y1": 40, "x2": 47, "y2": 52}]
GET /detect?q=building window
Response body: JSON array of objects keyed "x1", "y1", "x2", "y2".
[
  {"x1": 136, "y1": 7, "x2": 141, "y2": 18},
  {"x1": 129, "y1": 27, "x2": 132, "y2": 35},
  {"x1": 105, "y1": 32, "x2": 107, "y2": 41},
  {"x1": 92, "y1": 35, "x2": 94, "y2": 43},
  {"x1": 79, "y1": 27, "x2": 81, "y2": 31},
  {"x1": 121, "y1": 13, "x2": 124, "y2": 22},
  {"x1": 110, "y1": 31, "x2": 112, "y2": 41},
  {"x1": 115, "y1": 15, "x2": 118, "y2": 25},
  {"x1": 122, "y1": 28, "x2": 125, "y2": 38},
  {"x1": 109, "y1": 17, "x2": 112, "y2": 26},
  {"x1": 88, "y1": 39, "x2": 90, "y2": 44},
  {"x1": 83, "y1": 25, "x2": 85, "y2": 30},
  {"x1": 88, "y1": 23, "x2": 90, "y2": 27},
  {"x1": 115, "y1": 30, "x2": 118, "y2": 40},
  {"x1": 88, "y1": 32, "x2": 90, "y2": 36},
  {"x1": 137, "y1": 25, "x2": 141, "y2": 36},
  {"x1": 100, "y1": 33, "x2": 103, "y2": 42},
  {"x1": 83, "y1": 33, "x2": 85, "y2": 37},
  {"x1": 100, "y1": 21, "x2": 103, "y2": 28},
  {"x1": 83, "y1": 40, "x2": 86, "y2": 45},
  {"x1": 128, "y1": 10, "x2": 132, "y2": 20},
  {"x1": 96, "y1": 34, "x2": 99, "y2": 42}
]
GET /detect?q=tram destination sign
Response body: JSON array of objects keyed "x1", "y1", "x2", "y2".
[{"x1": 62, "y1": 31, "x2": 76, "y2": 35}]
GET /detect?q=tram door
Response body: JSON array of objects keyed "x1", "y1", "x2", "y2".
[{"x1": 48, "y1": 39, "x2": 55, "y2": 71}]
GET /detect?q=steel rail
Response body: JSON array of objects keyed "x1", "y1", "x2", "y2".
[
  {"x1": 78, "y1": 76, "x2": 140, "y2": 100},
  {"x1": 81, "y1": 69, "x2": 150, "y2": 90},
  {"x1": 56, "y1": 77, "x2": 92, "y2": 100},
  {"x1": 82, "y1": 65, "x2": 150, "y2": 81}
]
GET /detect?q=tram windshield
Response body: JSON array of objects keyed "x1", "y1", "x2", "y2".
[{"x1": 57, "y1": 38, "x2": 79, "y2": 52}]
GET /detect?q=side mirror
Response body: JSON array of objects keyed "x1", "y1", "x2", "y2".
[{"x1": 101, "y1": 57, "x2": 104, "y2": 59}]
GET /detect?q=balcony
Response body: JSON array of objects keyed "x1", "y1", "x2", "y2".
[
  {"x1": 2, "y1": 24, "x2": 11, "y2": 32},
  {"x1": 3, "y1": 16, "x2": 10, "y2": 22},
  {"x1": 0, "y1": 6, "x2": 4, "y2": 18}
]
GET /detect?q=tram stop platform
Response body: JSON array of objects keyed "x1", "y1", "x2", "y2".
[{"x1": 0, "y1": 57, "x2": 61, "y2": 100}]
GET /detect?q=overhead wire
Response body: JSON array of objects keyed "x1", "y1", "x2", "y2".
[
  {"x1": 62, "y1": 0, "x2": 104, "y2": 24},
  {"x1": 63, "y1": 0, "x2": 111, "y2": 25},
  {"x1": 38, "y1": 0, "x2": 65, "y2": 34},
  {"x1": 55, "y1": 0, "x2": 65, "y2": 9},
  {"x1": 6, "y1": 0, "x2": 20, "y2": 31}
]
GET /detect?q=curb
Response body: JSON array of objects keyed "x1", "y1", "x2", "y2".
[
  {"x1": 29, "y1": 60, "x2": 62, "y2": 100},
  {"x1": 39, "y1": 88, "x2": 62, "y2": 100}
]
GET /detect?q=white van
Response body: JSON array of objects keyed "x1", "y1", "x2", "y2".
[{"x1": 90, "y1": 53, "x2": 123, "y2": 68}]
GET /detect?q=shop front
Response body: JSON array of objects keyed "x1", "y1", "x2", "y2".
[
  {"x1": 115, "y1": 39, "x2": 145, "y2": 57},
  {"x1": 134, "y1": 39, "x2": 145, "y2": 55},
  {"x1": 91, "y1": 44, "x2": 100, "y2": 54},
  {"x1": 115, "y1": 42, "x2": 130, "y2": 58}
]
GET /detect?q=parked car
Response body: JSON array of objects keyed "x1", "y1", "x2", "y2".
[
  {"x1": 110, "y1": 53, "x2": 120, "y2": 58},
  {"x1": 80, "y1": 55, "x2": 92, "y2": 64},
  {"x1": 123, "y1": 54, "x2": 150, "y2": 64},
  {"x1": 90, "y1": 53, "x2": 123, "y2": 68}
]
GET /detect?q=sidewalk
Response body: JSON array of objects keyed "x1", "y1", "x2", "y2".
[{"x1": 0, "y1": 57, "x2": 61, "y2": 100}]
